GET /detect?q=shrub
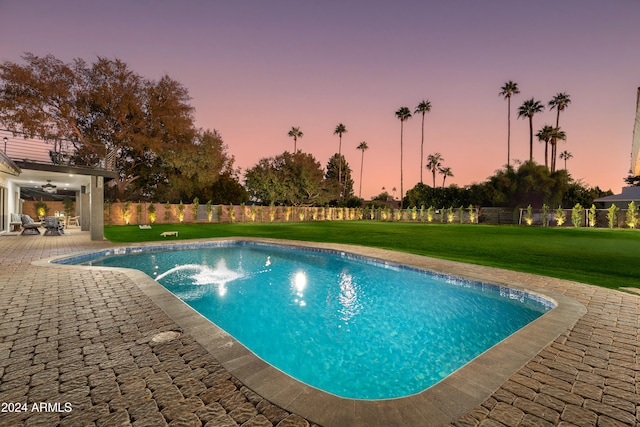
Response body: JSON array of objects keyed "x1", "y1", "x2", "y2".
[
  {"x1": 555, "y1": 206, "x2": 565, "y2": 226},
  {"x1": 626, "y1": 201, "x2": 637, "y2": 228},
  {"x1": 588, "y1": 204, "x2": 597, "y2": 227},
  {"x1": 178, "y1": 201, "x2": 185, "y2": 223},
  {"x1": 63, "y1": 196, "x2": 74, "y2": 215},
  {"x1": 136, "y1": 203, "x2": 143, "y2": 224},
  {"x1": 206, "y1": 200, "x2": 213, "y2": 222},
  {"x1": 468, "y1": 205, "x2": 476, "y2": 223},
  {"x1": 192, "y1": 197, "x2": 200, "y2": 221},
  {"x1": 541, "y1": 204, "x2": 550, "y2": 227},
  {"x1": 524, "y1": 205, "x2": 533, "y2": 226},
  {"x1": 35, "y1": 201, "x2": 49, "y2": 218},
  {"x1": 427, "y1": 206, "x2": 435, "y2": 222},
  {"x1": 122, "y1": 201, "x2": 131, "y2": 224},
  {"x1": 447, "y1": 207, "x2": 455, "y2": 223},
  {"x1": 607, "y1": 205, "x2": 618, "y2": 229},
  {"x1": 229, "y1": 203, "x2": 236, "y2": 223},
  {"x1": 571, "y1": 203, "x2": 584, "y2": 227},
  {"x1": 147, "y1": 203, "x2": 156, "y2": 224},
  {"x1": 164, "y1": 202, "x2": 171, "y2": 221}
]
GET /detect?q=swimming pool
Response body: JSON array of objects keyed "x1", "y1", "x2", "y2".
[{"x1": 62, "y1": 240, "x2": 554, "y2": 400}]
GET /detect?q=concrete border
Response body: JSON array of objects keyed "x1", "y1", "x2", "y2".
[{"x1": 37, "y1": 237, "x2": 587, "y2": 427}]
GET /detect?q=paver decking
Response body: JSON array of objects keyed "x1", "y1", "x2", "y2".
[{"x1": 0, "y1": 230, "x2": 638, "y2": 426}]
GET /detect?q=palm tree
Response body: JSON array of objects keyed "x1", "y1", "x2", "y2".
[
  {"x1": 549, "y1": 127, "x2": 566, "y2": 172},
  {"x1": 426, "y1": 152, "x2": 443, "y2": 188},
  {"x1": 536, "y1": 125, "x2": 554, "y2": 169},
  {"x1": 559, "y1": 150, "x2": 573, "y2": 171},
  {"x1": 356, "y1": 141, "x2": 369, "y2": 198},
  {"x1": 549, "y1": 93, "x2": 571, "y2": 171},
  {"x1": 499, "y1": 81, "x2": 520, "y2": 167},
  {"x1": 287, "y1": 126, "x2": 303, "y2": 152},
  {"x1": 395, "y1": 107, "x2": 412, "y2": 207},
  {"x1": 439, "y1": 166, "x2": 453, "y2": 188},
  {"x1": 414, "y1": 100, "x2": 432, "y2": 183},
  {"x1": 549, "y1": 92, "x2": 571, "y2": 128},
  {"x1": 517, "y1": 98, "x2": 545, "y2": 162},
  {"x1": 334, "y1": 123, "x2": 347, "y2": 197}
]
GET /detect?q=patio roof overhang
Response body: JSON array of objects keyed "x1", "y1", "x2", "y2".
[
  {"x1": 11, "y1": 162, "x2": 116, "y2": 200},
  {"x1": 0, "y1": 149, "x2": 21, "y2": 176}
]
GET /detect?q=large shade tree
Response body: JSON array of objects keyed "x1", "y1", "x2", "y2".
[
  {"x1": 325, "y1": 153, "x2": 354, "y2": 204},
  {"x1": 517, "y1": 98, "x2": 545, "y2": 162},
  {"x1": 499, "y1": 81, "x2": 520, "y2": 167},
  {"x1": 414, "y1": 100, "x2": 432, "y2": 183},
  {"x1": 244, "y1": 151, "x2": 329, "y2": 206},
  {"x1": 395, "y1": 107, "x2": 412, "y2": 207},
  {"x1": 0, "y1": 53, "x2": 233, "y2": 201}
]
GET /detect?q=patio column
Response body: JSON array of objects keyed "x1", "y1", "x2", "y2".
[
  {"x1": 80, "y1": 186, "x2": 90, "y2": 231},
  {"x1": 89, "y1": 176, "x2": 104, "y2": 241}
]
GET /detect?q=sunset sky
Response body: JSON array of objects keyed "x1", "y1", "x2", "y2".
[{"x1": 1, "y1": 0, "x2": 639, "y2": 199}]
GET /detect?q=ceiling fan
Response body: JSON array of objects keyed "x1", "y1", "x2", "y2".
[{"x1": 42, "y1": 180, "x2": 57, "y2": 194}]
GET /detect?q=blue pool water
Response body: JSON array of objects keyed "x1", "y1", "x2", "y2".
[{"x1": 64, "y1": 241, "x2": 553, "y2": 399}]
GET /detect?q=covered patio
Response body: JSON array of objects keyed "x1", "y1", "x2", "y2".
[{"x1": 0, "y1": 129, "x2": 116, "y2": 240}]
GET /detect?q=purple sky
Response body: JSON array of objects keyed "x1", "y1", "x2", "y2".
[{"x1": 2, "y1": 0, "x2": 639, "y2": 199}]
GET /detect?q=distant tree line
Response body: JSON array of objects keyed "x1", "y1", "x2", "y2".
[
  {"x1": 0, "y1": 54, "x2": 614, "y2": 209},
  {"x1": 404, "y1": 161, "x2": 611, "y2": 210}
]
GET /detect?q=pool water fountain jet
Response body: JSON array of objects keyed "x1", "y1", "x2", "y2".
[{"x1": 155, "y1": 258, "x2": 245, "y2": 286}]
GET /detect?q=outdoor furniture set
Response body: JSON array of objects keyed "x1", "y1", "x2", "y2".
[{"x1": 16, "y1": 214, "x2": 71, "y2": 236}]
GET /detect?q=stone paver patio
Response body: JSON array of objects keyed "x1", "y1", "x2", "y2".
[{"x1": 0, "y1": 230, "x2": 638, "y2": 426}]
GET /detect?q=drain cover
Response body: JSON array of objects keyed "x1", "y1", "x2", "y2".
[{"x1": 151, "y1": 331, "x2": 181, "y2": 343}]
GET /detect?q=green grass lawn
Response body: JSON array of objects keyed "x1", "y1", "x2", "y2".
[{"x1": 104, "y1": 222, "x2": 640, "y2": 290}]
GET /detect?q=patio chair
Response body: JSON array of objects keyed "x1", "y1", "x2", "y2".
[
  {"x1": 20, "y1": 215, "x2": 42, "y2": 235},
  {"x1": 43, "y1": 217, "x2": 65, "y2": 236},
  {"x1": 10, "y1": 213, "x2": 22, "y2": 232},
  {"x1": 68, "y1": 216, "x2": 80, "y2": 227}
]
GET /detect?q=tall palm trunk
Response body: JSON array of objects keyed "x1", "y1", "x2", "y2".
[
  {"x1": 400, "y1": 120, "x2": 404, "y2": 208},
  {"x1": 337, "y1": 136, "x2": 343, "y2": 198},
  {"x1": 507, "y1": 96, "x2": 511, "y2": 166},
  {"x1": 528, "y1": 116, "x2": 534, "y2": 162},
  {"x1": 552, "y1": 110, "x2": 560, "y2": 172},
  {"x1": 359, "y1": 149, "x2": 365, "y2": 198},
  {"x1": 400, "y1": 122, "x2": 404, "y2": 207},
  {"x1": 420, "y1": 113, "x2": 425, "y2": 183},
  {"x1": 544, "y1": 139, "x2": 549, "y2": 169}
]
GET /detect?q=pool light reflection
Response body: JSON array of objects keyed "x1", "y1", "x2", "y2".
[{"x1": 292, "y1": 271, "x2": 307, "y2": 307}]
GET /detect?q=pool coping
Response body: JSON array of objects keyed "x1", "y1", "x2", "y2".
[{"x1": 36, "y1": 237, "x2": 587, "y2": 427}]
